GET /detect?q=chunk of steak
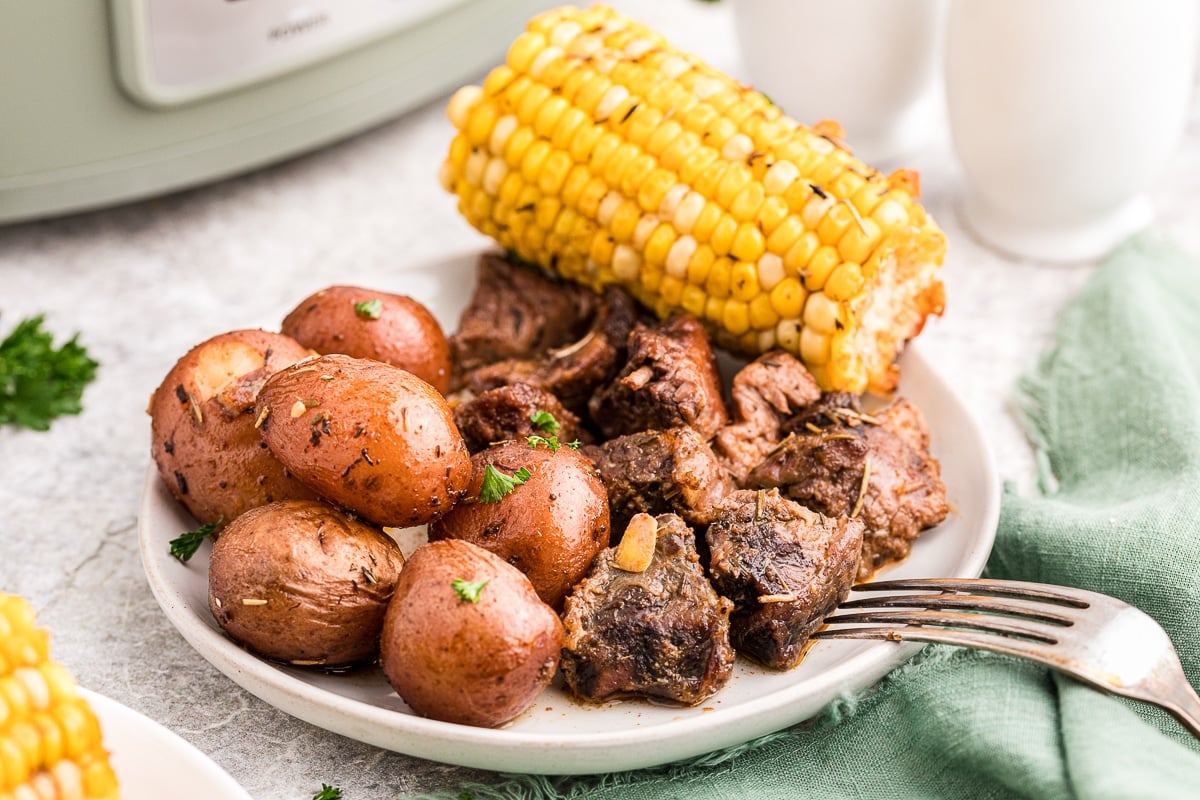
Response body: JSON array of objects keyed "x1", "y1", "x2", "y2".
[
  {"x1": 584, "y1": 427, "x2": 734, "y2": 535},
  {"x1": 589, "y1": 315, "x2": 729, "y2": 440},
  {"x1": 460, "y1": 286, "x2": 639, "y2": 415},
  {"x1": 452, "y1": 383, "x2": 587, "y2": 453},
  {"x1": 561, "y1": 514, "x2": 735, "y2": 706},
  {"x1": 449, "y1": 252, "x2": 598, "y2": 374},
  {"x1": 706, "y1": 489, "x2": 863, "y2": 670},
  {"x1": 713, "y1": 351, "x2": 822, "y2": 485},
  {"x1": 749, "y1": 398, "x2": 948, "y2": 581}
]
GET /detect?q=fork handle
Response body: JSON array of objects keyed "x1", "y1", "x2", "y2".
[{"x1": 1164, "y1": 682, "x2": 1200, "y2": 740}]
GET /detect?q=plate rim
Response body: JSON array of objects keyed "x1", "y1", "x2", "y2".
[{"x1": 137, "y1": 250, "x2": 1000, "y2": 775}]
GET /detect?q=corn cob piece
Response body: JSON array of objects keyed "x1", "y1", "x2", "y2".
[
  {"x1": 439, "y1": 4, "x2": 945, "y2": 393},
  {"x1": 0, "y1": 594, "x2": 119, "y2": 800}
]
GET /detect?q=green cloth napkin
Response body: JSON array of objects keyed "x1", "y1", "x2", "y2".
[{"x1": 420, "y1": 234, "x2": 1200, "y2": 800}]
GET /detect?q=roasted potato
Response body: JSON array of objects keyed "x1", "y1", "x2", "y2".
[
  {"x1": 255, "y1": 353, "x2": 471, "y2": 527},
  {"x1": 281, "y1": 286, "x2": 452, "y2": 394},
  {"x1": 379, "y1": 539, "x2": 563, "y2": 727},
  {"x1": 208, "y1": 500, "x2": 404, "y2": 667},
  {"x1": 149, "y1": 329, "x2": 318, "y2": 526},
  {"x1": 427, "y1": 439, "x2": 609, "y2": 609}
]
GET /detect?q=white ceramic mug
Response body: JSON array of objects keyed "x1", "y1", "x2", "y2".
[
  {"x1": 731, "y1": 0, "x2": 946, "y2": 165},
  {"x1": 945, "y1": 0, "x2": 1198, "y2": 263}
]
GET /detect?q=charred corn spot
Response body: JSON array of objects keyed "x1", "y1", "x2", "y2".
[
  {"x1": 441, "y1": 4, "x2": 945, "y2": 392},
  {"x1": 0, "y1": 594, "x2": 119, "y2": 798}
]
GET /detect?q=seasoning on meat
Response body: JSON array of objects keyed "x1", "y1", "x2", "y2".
[
  {"x1": 561, "y1": 513, "x2": 735, "y2": 706},
  {"x1": 588, "y1": 315, "x2": 729, "y2": 440},
  {"x1": 706, "y1": 489, "x2": 863, "y2": 670},
  {"x1": 749, "y1": 397, "x2": 948, "y2": 581},
  {"x1": 713, "y1": 350, "x2": 823, "y2": 485},
  {"x1": 583, "y1": 426, "x2": 733, "y2": 536},
  {"x1": 452, "y1": 383, "x2": 587, "y2": 453}
]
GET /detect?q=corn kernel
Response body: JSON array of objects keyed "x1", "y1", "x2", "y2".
[
  {"x1": 610, "y1": 199, "x2": 642, "y2": 243},
  {"x1": 730, "y1": 260, "x2": 760, "y2": 302},
  {"x1": 748, "y1": 293, "x2": 779, "y2": 330},
  {"x1": 645, "y1": 119, "x2": 684, "y2": 159},
  {"x1": 705, "y1": 257, "x2": 733, "y2": 299},
  {"x1": 730, "y1": 183, "x2": 766, "y2": 223},
  {"x1": 757, "y1": 252, "x2": 785, "y2": 291},
  {"x1": 816, "y1": 201, "x2": 855, "y2": 246},
  {"x1": 800, "y1": 326, "x2": 830, "y2": 365},
  {"x1": 689, "y1": 202, "x2": 724, "y2": 243},
  {"x1": 503, "y1": 127, "x2": 535, "y2": 169},
  {"x1": 637, "y1": 170, "x2": 675, "y2": 213},
  {"x1": 687, "y1": 244, "x2": 716, "y2": 286},
  {"x1": 658, "y1": 182, "x2": 690, "y2": 218},
  {"x1": 681, "y1": 284, "x2": 708, "y2": 317},
  {"x1": 659, "y1": 274, "x2": 685, "y2": 306},
  {"x1": 803, "y1": 292, "x2": 841, "y2": 334},
  {"x1": 708, "y1": 215, "x2": 738, "y2": 256},
  {"x1": 603, "y1": 142, "x2": 640, "y2": 187},
  {"x1": 704, "y1": 295, "x2": 726, "y2": 323},
  {"x1": 560, "y1": 165, "x2": 591, "y2": 208},
  {"x1": 730, "y1": 223, "x2": 765, "y2": 262},
  {"x1": 824, "y1": 262, "x2": 866, "y2": 302},
  {"x1": 783, "y1": 230, "x2": 821, "y2": 274},
  {"x1": 763, "y1": 159, "x2": 799, "y2": 196},
  {"x1": 578, "y1": 179, "x2": 610, "y2": 219},
  {"x1": 644, "y1": 224, "x2": 677, "y2": 267},
  {"x1": 673, "y1": 191, "x2": 706, "y2": 235},
  {"x1": 715, "y1": 164, "x2": 751, "y2": 210},
  {"x1": 776, "y1": 318, "x2": 801, "y2": 352},
  {"x1": 803, "y1": 245, "x2": 841, "y2": 292},
  {"x1": 766, "y1": 216, "x2": 806, "y2": 257},
  {"x1": 770, "y1": 277, "x2": 806, "y2": 320},
  {"x1": 507, "y1": 31, "x2": 547, "y2": 73},
  {"x1": 446, "y1": 84, "x2": 483, "y2": 128},
  {"x1": 632, "y1": 215, "x2": 659, "y2": 250},
  {"x1": 665, "y1": 234, "x2": 697, "y2": 277},
  {"x1": 619, "y1": 154, "x2": 657, "y2": 199},
  {"x1": 516, "y1": 83, "x2": 552, "y2": 126},
  {"x1": 612, "y1": 244, "x2": 641, "y2": 280},
  {"x1": 756, "y1": 195, "x2": 790, "y2": 236},
  {"x1": 692, "y1": 161, "x2": 728, "y2": 200},
  {"x1": 837, "y1": 216, "x2": 881, "y2": 264},
  {"x1": 674, "y1": 139, "x2": 716, "y2": 183},
  {"x1": 722, "y1": 300, "x2": 750, "y2": 335}
]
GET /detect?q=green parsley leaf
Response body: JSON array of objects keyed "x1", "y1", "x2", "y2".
[
  {"x1": 168, "y1": 519, "x2": 222, "y2": 562},
  {"x1": 353, "y1": 299, "x2": 383, "y2": 320},
  {"x1": 526, "y1": 434, "x2": 561, "y2": 452},
  {"x1": 0, "y1": 315, "x2": 98, "y2": 431},
  {"x1": 566, "y1": 439, "x2": 581, "y2": 450},
  {"x1": 451, "y1": 577, "x2": 490, "y2": 603},
  {"x1": 478, "y1": 464, "x2": 531, "y2": 503},
  {"x1": 312, "y1": 785, "x2": 343, "y2": 800},
  {"x1": 528, "y1": 409, "x2": 561, "y2": 434}
]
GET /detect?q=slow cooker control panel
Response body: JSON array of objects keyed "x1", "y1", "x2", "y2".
[{"x1": 111, "y1": 0, "x2": 471, "y2": 107}]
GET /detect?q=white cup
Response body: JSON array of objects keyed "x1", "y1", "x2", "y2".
[
  {"x1": 945, "y1": 0, "x2": 1198, "y2": 263},
  {"x1": 731, "y1": 0, "x2": 946, "y2": 165}
]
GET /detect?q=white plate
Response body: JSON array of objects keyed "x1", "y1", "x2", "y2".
[
  {"x1": 83, "y1": 689, "x2": 252, "y2": 799},
  {"x1": 138, "y1": 251, "x2": 999, "y2": 775}
]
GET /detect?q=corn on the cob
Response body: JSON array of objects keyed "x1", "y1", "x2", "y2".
[
  {"x1": 440, "y1": 4, "x2": 945, "y2": 394},
  {"x1": 0, "y1": 594, "x2": 119, "y2": 800}
]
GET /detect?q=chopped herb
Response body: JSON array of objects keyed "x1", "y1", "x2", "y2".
[
  {"x1": 452, "y1": 578, "x2": 490, "y2": 603},
  {"x1": 457, "y1": 792, "x2": 476, "y2": 800},
  {"x1": 528, "y1": 409, "x2": 561, "y2": 434},
  {"x1": 478, "y1": 464, "x2": 532, "y2": 503},
  {"x1": 353, "y1": 299, "x2": 383, "y2": 320},
  {"x1": 313, "y1": 785, "x2": 343, "y2": 800},
  {"x1": 566, "y1": 439, "x2": 581, "y2": 450},
  {"x1": 168, "y1": 519, "x2": 222, "y2": 562},
  {"x1": 760, "y1": 91, "x2": 775, "y2": 106},
  {"x1": 526, "y1": 434, "x2": 561, "y2": 452},
  {"x1": 0, "y1": 314, "x2": 98, "y2": 431}
]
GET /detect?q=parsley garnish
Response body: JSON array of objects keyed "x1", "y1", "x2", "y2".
[
  {"x1": 168, "y1": 519, "x2": 222, "y2": 562},
  {"x1": 452, "y1": 578, "x2": 490, "y2": 603},
  {"x1": 478, "y1": 464, "x2": 531, "y2": 503},
  {"x1": 313, "y1": 785, "x2": 343, "y2": 800},
  {"x1": 353, "y1": 299, "x2": 383, "y2": 320},
  {"x1": 529, "y1": 410, "x2": 561, "y2": 434},
  {"x1": 526, "y1": 434, "x2": 561, "y2": 451},
  {"x1": 0, "y1": 315, "x2": 98, "y2": 431}
]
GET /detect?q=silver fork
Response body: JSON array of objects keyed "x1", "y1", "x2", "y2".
[{"x1": 812, "y1": 577, "x2": 1200, "y2": 738}]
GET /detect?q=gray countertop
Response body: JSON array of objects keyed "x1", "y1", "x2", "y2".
[{"x1": 2, "y1": 2, "x2": 1198, "y2": 798}]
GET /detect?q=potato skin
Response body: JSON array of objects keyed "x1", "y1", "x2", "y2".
[
  {"x1": 281, "y1": 286, "x2": 452, "y2": 394},
  {"x1": 256, "y1": 353, "x2": 471, "y2": 527},
  {"x1": 380, "y1": 539, "x2": 563, "y2": 727},
  {"x1": 149, "y1": 329, "x2": 318, "y2": 526},
  {"x1": 428, "y1": 440, "x2": 610, "y2": 609},
  {"x1": 208, "y1": 500, "x2": 404, "y2": 666}
]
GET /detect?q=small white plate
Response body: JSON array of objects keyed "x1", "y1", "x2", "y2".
[
  {"x1": 138, "y1": 251, "x2": 999, "y2": 775},
  {"x1": 83, "y1": 689, "x2": 252, "y2": 799}
]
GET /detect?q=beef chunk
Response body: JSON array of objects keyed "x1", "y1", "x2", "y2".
[
  {"x1": 589, "y1": 315, "x2": 729, "y2": 440},
  {"x1": 706, "y1": 489, "x2": 863, "y2": 670},
  {"x1": 584, "y1": 427, "x2": 734, "y2": 535},
  {"x1": 713, "y1": 351, "x2": 822, "y2": 485},
  {"x1": 561, "y1": 513, "x2": 735, "y2": 706},
  {"x1": 449, "y1": 252, "x2": 598, "y2": 374},
  {"x1": 452, "y1": 383, "x2": 587, "y2": 453},
  {"x1": 749, "y1": 397, "x2": 948, "y2": 581},
  {"x1": 460, "y1": 286, "x2": 639, "y2": 415}
]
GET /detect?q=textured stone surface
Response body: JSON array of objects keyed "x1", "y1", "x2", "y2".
[{"x1": 0, "y1": 2, "x2": 1197, "y2": 797}]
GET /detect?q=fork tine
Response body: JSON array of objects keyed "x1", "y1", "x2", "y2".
[
  {"x1": 811, "y1": 625, "x2": 1066, "y2": 666},
  {"x1": 839, "y1": 593, "x2": 1077, "y2": 625},
  {"x1": 854, "y1": 578, "x2": 1090, "y2": 608},
  {"x1": 822, "y1": 608, "x2": 1061, "y2": 643}
]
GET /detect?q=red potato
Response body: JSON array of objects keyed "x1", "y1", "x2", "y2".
[
  {"x1": 148, "y1": 329, "x2": 318, "y2": 526},
  {"x1": 208, "y1": 500, "x2": 404, "y2": 667},
  {"x1": 281, "y1": 286, "x2": 452, "y2": 394},
  {"x1": 380, "y1": 539, "x2": 563, "y2": 727},
  {"x1": 255, "y1": 354, "x2": 471, "y2": 527},
  {"x1": 428, "y1": 440, "x2": 610, "y2": 609}
]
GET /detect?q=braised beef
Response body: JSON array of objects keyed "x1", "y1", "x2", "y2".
[
  {"x1": 459, "y1": 286, "x2": 639, "y2": 415},
  {"x1": 749, "y1": 398, "x2": 948, "y2": 581},
  {"x1": 584, "y1": 427, "x2": 734, "y2": 535},
  {"x1": 449, "y1": 252, "x2": 598, "y2": 374},
  {"x1": 452, "y1": 383, "x2": 587, "y2": 453},
  {"x1": 706, "y1": 489, "x2": 863, "y2": 670},
  {"x1": 713, "y1": 350, "x2": 822, "y2": 485},
  {"x1": 588, "y1": 315, "x2": 729, "y2": 440},
  {"x1": 561, "y1": 513, "x2": 735, "y2": 706}
]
